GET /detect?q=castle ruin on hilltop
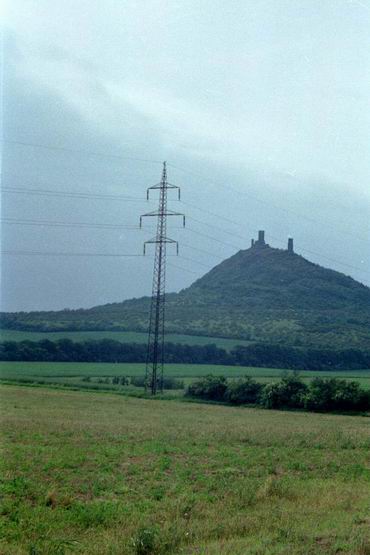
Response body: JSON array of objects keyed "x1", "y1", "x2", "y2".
[{"x1": 251, "y1": 230, "x2": 294, "y2": 253}]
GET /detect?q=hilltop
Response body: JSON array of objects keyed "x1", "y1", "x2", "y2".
[{"x1": 2, "y1": 232, "x2": 370, "y2": 350}]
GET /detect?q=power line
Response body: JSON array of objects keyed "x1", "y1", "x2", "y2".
[
  {"x1": 177, "y1": 254, "x2": 213, "y2": 270},
  {"x1": 2, "y1": 215, "x2": 368, "y2": 277},
  {"x1": 1, "y1": 218, "x2": 140, "y2": 230},
  {"x1": 167, "y1": 262, "x2": 199, "y2": 276},
  {"x1": 181, "y1": 206, "x2": 370, "y2": 278},
  {"x1": 181, "y1": 241, "x2": 222, "y2": 259},
  {"x1": 4, "y1": 185, "x2": 367, "y2": 276},
  {"x1": 1, "y1": 250, "x2": 147, "y2": 258},
  {"x1": 186, "y1": 226, "x2": 241, "y2": 250},
  {"x1": 6, "y1": 176, "x2": 366, "y2": 266},
  {"x1": 291, "y1": 246, "x2": 370, "y2": 276},
  {"x1": 3, "y1": 216, "x2": 367, "y2": 277},
  {"x1": 188, "y1": 215, "x2": 247, "y2": 241},
  {"x1": 171, "y1": 164, "x2": 367, "y2": 245},
  {"x1": 1, "y1": 176, "x2": 367, "y2": 279},
  {"x1": 1, "y1": 139, "x2": 163, "y2": 165},
  {"x1": 186, "y1": 223, "x2": 370, "y2": 277},
  {"x1": 2, "y1": 142, "x2": 366, "y2": 248},
  {"x1": 0, "y1": 186, "x2": 151, "y2": 202}
]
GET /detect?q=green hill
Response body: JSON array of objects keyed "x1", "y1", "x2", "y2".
[{"x1": 2, "y1": 236, "x2": 370, "y2": 350}]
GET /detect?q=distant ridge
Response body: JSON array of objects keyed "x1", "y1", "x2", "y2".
[{"x1": 2, "y1": 231, "x2": 370, "y2": 350}]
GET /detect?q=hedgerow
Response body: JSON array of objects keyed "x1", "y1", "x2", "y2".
[{"x1": 186, "y1": 374, "x2": 370, "y2": 413}]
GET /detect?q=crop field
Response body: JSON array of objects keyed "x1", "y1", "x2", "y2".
[
  {"x1": 1, "y1": 385, "x2": 370, "y2": 555},
  {"x1": 1, "y1": 361, "x2": 370, "y2": 390},
  {"x1": 0, "y1": 329, "x2": 251, "y2": 351}
]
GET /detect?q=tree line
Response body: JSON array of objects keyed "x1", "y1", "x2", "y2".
[
  {"x1": 1, "y1": 338, "x2": 370, "y2": 370},
  {"x1": 186, "y1": 374, "x2": 370, "y2": 413}
]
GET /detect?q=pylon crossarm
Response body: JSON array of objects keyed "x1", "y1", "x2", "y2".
[
  {"x1": 140, "y1": 161, "x2": 185, "y2": 395},
  {"x1": 144, "y1": 237, "x2": 178, "y2": 255},
  {"x1": 141, "y1": 210, "x2": 162, "y2": 217},
  {"x1": 147, "y1": 182, "x2": 180, "y2": 200},
  {"x1": 147, "y1": 182, "x2": 179, "y2": 191},
  {"x1": 165, "y1": 210, "x2": 184, "y2": 217},
  {"x1": 142, "y1": 210, "x2": 184, "y2": 217}
]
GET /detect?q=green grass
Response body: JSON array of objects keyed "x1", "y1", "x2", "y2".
[
  {"x1": 1, "y1": 385, "x2": 370, "y2": 554},
  {"x1": 0, "y1": 329, "x2": 251, "y2": 350},
  {"x1": 1, "y1": 361, "x2": 370, "y2": 389}
]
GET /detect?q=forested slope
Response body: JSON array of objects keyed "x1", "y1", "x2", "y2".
[{"x1": 2, "y1": 244, "x2": 370, "y2": 350}]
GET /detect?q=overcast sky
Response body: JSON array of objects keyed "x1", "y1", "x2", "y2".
[{"x1": 1, "y1": 0, "x2": 370, "y2": 311}]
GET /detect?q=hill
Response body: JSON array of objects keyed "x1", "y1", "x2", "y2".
[{"x1": 2, "y1": 232, "x2": 370, "y2": 350}]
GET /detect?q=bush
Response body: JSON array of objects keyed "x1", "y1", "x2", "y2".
[
  {"x1": 304, "y1": 378, "x2": 370, "y2": 412},
  {"x1": 186, "y1": 373, "x2": 370, "y2": 414},
  {"x1": 260, "y1": 374, "x2": 307, "y2": 409},
  {"x1": 225, "y1": 377, "x2": 263, "y2": 405},
  {"x1": 130, "y1": 376, "x2": 184, "y2": 390},
  {"x1": 162, "y1": 377, "x2": 184, "y2": 390},
  {"x1": 186, "y1": 375, "x2": 227, "y2": 401},
  {"x1": 130, "y1": 376, "x2": 145, "y2": 387}
]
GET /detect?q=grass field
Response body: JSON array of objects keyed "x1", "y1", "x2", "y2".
[
  {"x1": 1, "y1": 385, "x2": 370, "y2": 554},
  {"x1": 0, "y1": 329, "x2": 251, "y2": 351},
  {"x1": 1, "y1": 361, "x2": 370, "y2": 390}
]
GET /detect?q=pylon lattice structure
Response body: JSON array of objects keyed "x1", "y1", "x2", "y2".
[{"x1": 140, "y1": 162, "x2": 185, "y2": 394}]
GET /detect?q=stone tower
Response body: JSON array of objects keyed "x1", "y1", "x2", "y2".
[
  {"x1": 251, "y1": 230, "x2": 269, "y2": 249},
  {"x1": 257, "y1": 230, "x2": 265, "y2": 245}
]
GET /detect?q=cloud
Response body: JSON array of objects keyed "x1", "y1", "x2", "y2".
[
  {"x1": 2, "y1": 2, "x2": 369, "y2": 310},
  {"x1": 5, "y1": 0, "x2": 370, "y2": 196}
]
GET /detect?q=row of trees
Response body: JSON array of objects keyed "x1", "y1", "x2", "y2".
[
  {"x1": 1, "y1": 338, "x2": 370, "y2": 370},
  {"x1": 186, "y1": 374, "x2": 370, "y2": 412}
]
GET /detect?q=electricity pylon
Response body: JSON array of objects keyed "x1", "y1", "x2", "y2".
[{"x1": 140, "y1": 162, "x2": 185, "y2": 394}]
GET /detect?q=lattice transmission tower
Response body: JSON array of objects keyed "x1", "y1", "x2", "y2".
[{"x1": 140, "y1": 162, "x2": 185, "y2": 395}]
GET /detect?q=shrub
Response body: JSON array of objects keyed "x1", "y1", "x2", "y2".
[
  {"x1": 225, "y1": 377, "x2": 263, "y2": 405},
  {"x1": 186, "y1": 375, "x2": 227, "y2": 401},
  {"x1": 260, "y1": 374, "x2": 307, "y2": 409},
  {"x1": 186, "y1": 373, "x2": 370, "y2": 414},
  {"x1": 304, "y1": 378, "x2": 370, "y2": 412},
  {"x1": 162, "y1": 377, "x2": 184, "y2": 390},
  {"x1": 131, "y1": 376, "x2": 146, "y2": 388},
  {"x1": 130, "y1": 376, "x2": 184, "y2": 390}
]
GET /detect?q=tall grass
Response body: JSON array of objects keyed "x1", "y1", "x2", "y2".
[{"x1": 1, "y1": 385, "x2": 370, "y2": 554}]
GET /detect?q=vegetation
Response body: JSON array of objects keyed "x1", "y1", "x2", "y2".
[
  {"x1": 2, "y1": 246, "x2": 370, "y2": 350},
  {"x1": 0, "y1": 329, "x2": 250, "y2": 351},
  {"x1": 1, "y1": 385, "x2": 370, "y2": 554},
  {"x1": 130, "y1": 376, "x2": 184, "y2": 390},
  {"x1": 186, "y1": 374, "x2": 370, "y2": 413},
  {"x1": 1, "y1": 338, "x2": 370, "y2": 370},
  {"x1": 225, "y1": 377, "x2": 264, "y2": 405},
  {"x1": 2, "y1": 361, "x2": 370, "y2": 391},
  {"x1": 186, "y1": 374, "x2": 228, "y2": 401}
]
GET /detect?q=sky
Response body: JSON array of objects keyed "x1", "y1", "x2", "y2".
[{"x1": 1, "y1": 0, "x2": 370, "y2": 311}]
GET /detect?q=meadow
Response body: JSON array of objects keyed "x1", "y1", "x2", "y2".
[
  {"x1": 1, "y1": 361, "x2": 370, "y2": 390},
  {"x1": 1, "y1": 384, "x2": 370, "y2": 555}
]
